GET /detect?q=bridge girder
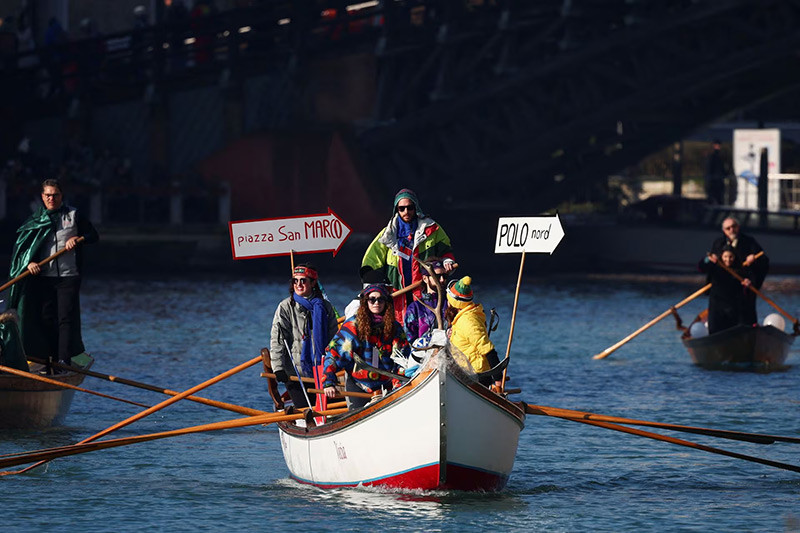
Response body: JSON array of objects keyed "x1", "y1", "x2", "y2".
[{"x1": 359, "y1": 0, "x2": 800, "y2": 213}]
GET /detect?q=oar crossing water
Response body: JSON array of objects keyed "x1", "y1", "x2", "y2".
[
  {"x1": 0, "y1": 355, "x2": 265, "y2": 476},
  {"x1": 526, "y1": 403, "x2": 800, "y2": 474}
]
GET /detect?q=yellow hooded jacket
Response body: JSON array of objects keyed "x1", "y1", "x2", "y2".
[{"x1": 449, "y1": 302, "x2": 494, "y2": 373}]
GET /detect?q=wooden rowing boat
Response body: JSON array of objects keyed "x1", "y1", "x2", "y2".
[
  {"x1": 0, "y1": 353, "x2": 94, "y2": 429},
  {"x1": 274, "y1": 349, "x2": 525, "y2": 491},
  {"x1": 682, "y1": 325, "x2": 795, "y2": 371}
]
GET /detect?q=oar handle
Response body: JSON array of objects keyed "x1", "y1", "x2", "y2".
[
  {"x1": 261, "y1": 371, "x2": 315, "y2": 384},
  {"x1": 593, "y1": 283, "x2": 712, "y2": 360},
  {"x1": 0, "y1": 237, "x2": 86, "y2": 294}
]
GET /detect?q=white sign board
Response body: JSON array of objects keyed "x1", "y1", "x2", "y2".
[
  {"x1": 733, "y1": 129, "x2": 781, "y2": 210},
  {"x1": 229, "y1": 209, "x2": 351, "y2": 260},
  {"x1": 494, "y1": 214, "x2": 565, "y2": 254}
]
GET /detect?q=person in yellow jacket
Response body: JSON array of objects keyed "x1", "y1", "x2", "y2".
[{"x1": 445, "y1": 276, "x2": 502, "y2": 388}]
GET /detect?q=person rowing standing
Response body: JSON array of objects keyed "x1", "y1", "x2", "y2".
[
  {"x1": 361, "y1": 188, "x2": 456, "y2": 320},
  {"x1": 7, "y1": 178, "x2": 99, "y2": 372},
  {"x1": 699, "y1": 246, "x2": 752, "y2": 334},
  {"x1": 708, "y1": 217, "x2": 767, "y2": 329}
]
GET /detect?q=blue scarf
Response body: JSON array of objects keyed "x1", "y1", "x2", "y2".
[
  {"x1": 397, "y1": 217, "x2": 417, "y2": 286},
  {"x1": 293, "y1": 293, "x2": 329, "y2": 376}
]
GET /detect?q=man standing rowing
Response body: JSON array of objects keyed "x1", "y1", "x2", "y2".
[
  {"x1": 361, "y1": 189, "x2": 456, "y2": 320},
  {"x1": 707, "y1": 217, "x2": 768, "y2": 326},
  {"x1": 8, "y1": 178, "x2": 99, "y2": 371}
]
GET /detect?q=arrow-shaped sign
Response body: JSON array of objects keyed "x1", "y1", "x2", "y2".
[
  {"x1": 494, "y1": 214, "x2": 565, "y2": 255},
  {"x1": 229, "y1": 208, "x2": 352, "y2": 260}
]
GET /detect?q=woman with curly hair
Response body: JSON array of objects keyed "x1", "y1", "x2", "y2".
[{"x1": 322, "y1": 284, "x2": 410, "y2": 409}]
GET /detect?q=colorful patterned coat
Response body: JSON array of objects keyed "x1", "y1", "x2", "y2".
[
  {"x1": 323, "y1": 317, "x2": 410, "y2": 393},
  {"x1": 403, "y1": 291, "x2": 447, "y2": 344}
]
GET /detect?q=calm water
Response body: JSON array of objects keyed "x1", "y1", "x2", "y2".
[{"x1": 2, "y1": 274, "x2": 799, "y2": 532}]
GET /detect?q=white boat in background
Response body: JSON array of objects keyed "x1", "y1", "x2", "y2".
[{"x1": 275, "y1": 350, "x2": 526, "y2": 491}]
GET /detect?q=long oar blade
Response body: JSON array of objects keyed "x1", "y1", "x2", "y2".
[
  {"x1": 526, "y1": 404, "x2": 800, "y2": 445},
  {"x1": 571, "y1": 417, "x2": 800, "y2": 474},
  {"x1": 593, "y1": 283, "x2": 711, "y2": 360},
  {"x1": 5, "y1": 355, "x2": 263, "y2": 476},
  {"x1": 0, "y1": 407, "x2": 348, "y2": 472},
  {"x1": 526, "y1": 403, "x2": 800, "y2": 474}
]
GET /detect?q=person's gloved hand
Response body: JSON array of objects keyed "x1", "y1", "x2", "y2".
[
  {"x1": 274, "y1": 370, "x2": 289, "y2": 383},
  {"x1": 404, "y1": 364, "x2": 420, "y2": 378}
]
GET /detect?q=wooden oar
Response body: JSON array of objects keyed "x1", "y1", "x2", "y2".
[
  {"x1": 525, "y1": 404, "x2": 800, "y2": 445},
  {"x1": 2, "y1": 355, "x2": 263, "y2": 476},
  {"x1": 337, "y1": 280, "x2": 425, "y2": 324},
  {"x1": 712, "y1": 254, "x2": 800, "y2": 332},
  {"x1": 28, "y1": 357, "x2": 268, "y2": 416},
  {"x1": 0, "y1": 407, "x2": 349, "y2": 471},
  {"x1": 593, "y1": 285, "x2": 710, "y2": 359},
  {"x1": 566, "y1": 416, "x2": 800, "y2": 474},
  {"x1": 0, "y1": 363, "x2": 149, "y2": 408},
  {"x1": 593, "y1": 252, "x2": 767, "y2": 359},
  {"x1": 0, "y1": 237, "x2": 85, "y2": 293},
  {"x1": 260, "y1": 370, "x2": 315, "y2": 384}
]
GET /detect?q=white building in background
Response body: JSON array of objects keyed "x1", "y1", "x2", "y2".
[{"x1": 732, "y1": 128, "x2": 781, "y2": 211}]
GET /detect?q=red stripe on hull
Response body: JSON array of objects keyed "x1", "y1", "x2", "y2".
[
  {"x1": 441, "y1": 463, "x2": 508, "y2": 491},
  {"x1": 291, "y1": 463, "x2": 507, "y2": 492}
]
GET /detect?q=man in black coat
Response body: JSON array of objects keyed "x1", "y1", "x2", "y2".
[{"x1": 708, "y1": 217, "x2": 768, "y2": 325}]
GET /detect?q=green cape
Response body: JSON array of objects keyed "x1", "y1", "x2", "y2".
[{"x1": 7, "y1": 207, "x2": 58, "y2": 359}]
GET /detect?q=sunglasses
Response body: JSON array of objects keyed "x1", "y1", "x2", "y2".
[
  {"x1": 292, "y1": 278, "x2": 310, "y2": 285},
  {"x1": 723, "y1": 224, "x2": 738, "y2": 230},
  {"x1": 367, "y1": 296, "x2": 386, "y2": 304},
  {"x1": 397, "y1": 205, "x2": 415, "y2": 212}
]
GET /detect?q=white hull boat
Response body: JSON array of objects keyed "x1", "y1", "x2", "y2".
[{"x1": 276, "y1": 352, "x2": 525, "y2": 491}]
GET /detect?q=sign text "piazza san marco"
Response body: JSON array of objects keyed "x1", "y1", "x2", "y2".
[{"x1": 229, "y1": 209, "x2": 352, "y2": 259}]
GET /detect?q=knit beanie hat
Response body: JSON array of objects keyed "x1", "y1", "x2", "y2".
[
  {"x1": 446, "y1": 276, "x2": 473, "y2": 309},
  {"x1": 361, "y1": 283, "x2": 391, "y2": 300},
  {"x1": 393, "y1": 188, "x2": 425, "y2": 218}
]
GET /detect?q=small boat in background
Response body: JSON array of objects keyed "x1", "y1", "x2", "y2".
[
  {"x1": 273, "y1": 349, "x2": 525, "y2": 491},
  {"x1": 0, "y1": 353, "x2": 94, "y2": 429},
  {"x1": 682, "y1": 323, "x2": 795, "y2": 371}
]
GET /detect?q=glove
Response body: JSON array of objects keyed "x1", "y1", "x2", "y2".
[
  {"x1": 274, "y1": 370, "x2": 289, "y2": 383},
  {"x1": 404, "y1": 364, "x2": 420, "y2": 378}
]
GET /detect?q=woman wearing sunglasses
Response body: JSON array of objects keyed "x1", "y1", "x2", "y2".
[
  {"x1": 322, "y1": 284, "x2": 411, "y2": 410},
  {"x1": 269, "y1": 263, "x2": 339, "y2": 408}
]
